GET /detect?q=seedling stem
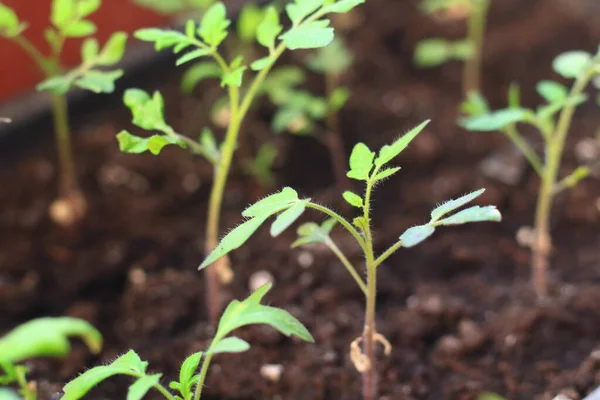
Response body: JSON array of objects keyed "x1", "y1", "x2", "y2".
[{"x1": 464, "y1": 0, "x2": 489, "y2": 94}]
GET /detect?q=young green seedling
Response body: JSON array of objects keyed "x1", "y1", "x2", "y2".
[
  {"x1": 0, "y1": 317, "x2": 102, "y2": 400},
  {"x1": 61, "y1": 283, "x2": 313, "y2": 400},
  {"x1": 0, "y1": 0, "x2": 127, "y2": 226},
  {"x1": 460, "y1": 47, "x2": 600, "y2": 297},
  {"x1": 414, "y1": 0, "x2": 490, "y2": 94},
  {"x1": 199, "y1": 120, "x2": 502, "y2": 400},
  {"x1": 117, "y1": 0, "x2": 365, "y2": 324}
]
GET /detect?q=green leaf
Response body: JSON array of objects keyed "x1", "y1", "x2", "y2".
[
  {"x1": 76, "y1": 0, "x2": 101, "y2": 17},
  {"x1": 256, "y1": 6, "x2": 282, "y2": 50},
  {"x1": 200, "y1": 215, "x2": 271, "y2": 269},
  {"x1": 430, "y1": 189, "x2": 485, "y2": 221},
  {"x1": 181, "y1": 62, "x2": 221, "y2": 93},
  {"x1": 281, "y1": 20, "x2": 334, "y2": 50},
  {"x1": 328, "y1": 87, "x2": 350, "y2": 112},
  {"x1": 251, "y1": 56, "x2": 275, "y2": 71},
  {"x1": 552, "y1": 51, "x2": 593, "y2": 79},
  {"x1": 436, "y1": 205, "x2": 501, "y2": 225},
  {"x1": 0, "y1": 318, "x2": 102, "y2": 364},
  {"x1": 208, "y1": 337, "x2": 250, "y2": 354},
  {"x1": 215, "y1": 283, "x2": 314, "y2": 342},
  {"x1": 176, "y1": 48, "x2": 212, "y2": 66},
  {"x1": 127, "y1": 374, "x2": 161, "y2": 400},
  {"x1": 270, "y1": 199, "x2": 309, "y2": 236},
  {"x1": 342, "y1": 191, "x2": 363, "y2": 208},
  {"x1": 135, "y1": 28, "x2": 192, "y2": 51},
  {"x1": 414, "y1": 38, "x2": 451, "y2": 67},
  {"x1": 286, "y1": 0, "x2": 323, "y2": 25},
  {"x1": 242, "y1": 187, "x2": 299, "y2": 218},
  {"x1": 373, "y1": 167, "x2": 400, "y2": 181},
  {"x1": 460, "y1": 108, "x2": 527, "y2": 131},
  {"x1": 62, "y1": 351, "x2": 151, "y2": 400},
  {"x1": 51, "y1": 0, "x2": 76, "y2": 29},
  {"x1": 98, "y1": 32, "x2": 128, "y2": 65},
  {"x1": 237, "y1": 3, "x2": 264, "y2": 43},
  {"x1": 399, "y1": 225, "x2": 435, "y2": 248},
  {"x1": 63, "y1": 19, "x2": 96, "y2": 37},
  {"x1": 307, "y1": 37, "x2": 352, "y2": 75},
  {"x1": 199, "y1": 2, "x2": 230, "y2": 48},
  {"x1": 536, "y1": 80, "x2": 568, "y2": 103},
  {"x1": 375, "y1": 120, "x2": 429, "y2": 167},
  {"x1": 221, "y1": 56, "x2": 246, "y2": 87},
  {"x1": 0, "y1": 4, "x2": 26, "y2": 37},
  {"x1": 116, "y1": 131, "x2": 186, "y2": 155},
  {"x1": 123, "y1": 89, "x2": 168, "y2": 131},
  {"x1": 199, "y1": 128, "x2": 220, "y2": 162},
  {"x1": 0, "y1": 388, "x2": 20, "y2": 400},
  {"x1": 352, "y1": 216, "x2": 368, "y2": 232},
  {"x1": 507, "y1": 83, "x2": 521, "y2": 109},
  {"x1": 450, "y1": 39, "x2": 473, "y2": 61},
  {"x1": 322, "y1": 0, "x2": 364, "y2": 13},
  {"x1": 292, "y1": 218, "x2": 336, "y2": 247},
  {"x1": 75, "y1": 70, "x2": 124, "y2": 93},
  {"x1": 177, "y1": 351, "x2": 202, "y2": 394},
  {"x1": 81, "y1": 38, "x2": 99, "y2": 62},
  {"x1": 460, "y1": 91, "x2": 489, "y2": 117},
  {"x1": 347, "y1": 142, "x2": 374, "y2": 180},
  {"x1": 37, "y1": 75, "x2": 71, "y2": 95}
]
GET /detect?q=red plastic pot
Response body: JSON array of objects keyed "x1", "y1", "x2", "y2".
[{"x1": 0, "y1": 0, "x2": 168, "y2": 102}]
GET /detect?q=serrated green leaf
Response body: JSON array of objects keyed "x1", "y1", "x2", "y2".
[
  {"x1": 375, "y1": 120, "x2": 429, "y2": 167},
  {"x1": 199, "y1": 215, "x2": 271, "y2": 269},
  {"x1": 242, "y1": 187, "x2": 299, "y2": 218},
  {"x1": 270, "y1": 199, "x2": 309, "y2": 236},
  {"x1": 0, "y1": 317, "x2": 102, "y2": 364},
  {"x1": 322, "y1": 0, "x2": 364, "y2": 13},
  {"x1": 347, "y1": 142, "x2": 374, "y2": 180},
  {"x1": 286, "y1": 0, "x2": 323, "y2": 25},
  {"x1": 430, "y1": 189, "x2": 485, "y2": 221},
  {"x1": 176, "y1": 48, "x2": 212, "y2": 66},
  {"x1": 414, "y1": 38, "x2": 451, "y2": 67},
  {"x1": 342, "y1": 191, "x2": 363, "y2": 208},
  {"x1": 199, "y1": 2, "x2": 230, "y2": 48},
  {"x1": 98, "y1": 32, "x2": 128, "y2": 65},
  {"x1": 460, "y1": 108, "x2": 527, "y2": 131},
  {"x1": 116, "y1": 131, "x2": 186, "y2": 155},
  {"x1": 291, "y1": 219, "x2": 336, "y2": 247},
  {"x1": 552, "y1": 51, "x2": 592, "y2": 79},
  {"x1": 436, "y1": 205, "x2": 501, "y2": 225},
  {"x1": 536, "y1": 80, "x2": 568, "y2": 103},
  {"x1": 127, "y1": 374, "x2": 161, "y2": 400},
  {"x1": 51, "y1": 0, "x2": 76, "y2": 29},
  {"x1": 63, "y1": 19, "x2": 96, "y2": 37},
  {"x1": 178, "y1": 351, "x2": 202, "y2": 392},
  {"x1": 399, "y1": 225, "x2": 435, "y2": 248},
  {"x1": 181, "y1": 62, "x2": 221, "y2": 93},
  {"x1": 251, "y1": 56, "x2": 274, "y2": 71},
  {"x1": 373, "y1": 167, "x2": 400, "y2": 181},
  {"x1": 221, "y1": 57, "x2": 246, "y2": 87},
  {"x1": 37, "y1": 75, "x2": 71, "y2": 95},
  {"x1": 215, "y1": 283, "x2": 314, "y2": 342},
  {"x1": 75, "y1": 70, "x2": 123, "y2": 93},
  {"x1": 123, "y1": 89, "x2": 169, "y2": 131},
  {"x1": 281, "y1": 20, "x2": 334, "y2": 50},
  {"x1": 208, "y1": 336, "x2": 250, "y2": 354},
  {"x1": 135, "y1": 28, "x2": 192, "y2": 52},
  {"x1": 256, "y1": 6, "x2": 281, "y2": 50}
]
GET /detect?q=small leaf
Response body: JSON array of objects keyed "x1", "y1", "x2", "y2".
[
  {"x1": 77, "y1": 0, "x2": 101, "y2": 17},
  {"x1": 37, "y1": 75, "x2": 71, "y2": 95},
  {"x1": 285, "y1": 0, "x2": 323, "y2": 25},
  {"x1": 237, "y1": 3, "x2": 264, "y2": 43},
  {"x1": 63, "y1": 20, "x2": 96, "y2": 37},
  {"x1": 450, "y1": 39, "x2": 473, "y2": 61},
  {"x1": 347, "y1": 142, "x2": 374, "y2": 181},
  {"x1": 176, "y1": 48, "x2": 212, "y2": 66},
  {"x1": 256, "y1": 6, "x2": 282, "y2": 50},
  {"x1": 250, "y1": 56, "x2": 274, "y2": 71},
  {"x1": 322, "y1": 0, "x2": 364, "y2": 13},
  {"x1": 436, "y1": 205, "x2": 502, "y2": 225},
  {"x1": 342, "y1": 191, "x2": 363, "y2": 208},
  {"x1": 123, "y1": 89, "x2": 168, "y2": 131},
  {"x1": 127, "y1": 374, "x2": 161, "y2": 400},
  {"x1": 116, "y1": 131, "x2": 186, "y2": 155},
  {"x1": 81, "y1": 38, "x2": 99, "y2": 62},
  {"x1": 51, "y1": 0, "x2": 76, "y2": 29},
  {"x1": 0, "y1": 318, "x2": 101, "y2": 364},
  {"x1": 270, "y1": 199, "x2": 309, "y2": 236},
  {"x1": 0, "y1": 4, "x2": 26, "y2": 37},
  {"x1": 181, "y1": 62, "x2": 221, "y2": 93},
  {"x1": 281, "y1": 20, "x2": 334, "y2": 50},
  {"x1": 208, "y1": 337, "x2": 250, "y2": 354},
  {"x1": 178, "y1": 351, "x2": 202, "y2": 391},
  {"x1": 292, "y1": 219, "x2": 336, "y2": 247},
  {"x1": 199, "y1": 2, "x2": 230, "y2": 48},
  {"x1": 199, "y1": 128, "x2": 220, "y2": 161},
  {"x1": 460, "y1": 91, "x2": 489, "y2": 116},
  {"x1": 216, "y1": 283, "x2": 314, "y2": 343},
  {"x1": 552, "y1": 51, "x2": 592, "y2": 79},
  {"x1": 399, "y1": 225, "x2": 435, "y2": 248},
  {"x1": 221, "y1": 57, "x2": 246, "y2": 87},
  {"x1": 375, "y1": 120, "x2": 429, "y2": 167},
  {"x1": 414, "y1": 38, "x2": 450, "y2": 67},
  {"x1": 199, "y1": 215, "x2": 270, "y2": 269},
  {"x1": 328, "y1": 87, "x2": 350, "y2": 112},
  {"x1": 352, "y1": 216, "x2": 368, "y2": 232},
  {"x1": 430, "y1": 189, "x2": 485, "y2": 221},
  {"x1": 242, "y1": 187, "x2": 299, "y2": 218},
  {"x1": 98, "y1": 32, "x2": 128, "y2": 65},
  {"x1": 373, "y1": 167, "x2": 400, "y2": 181},
  {"x1": 460, "y1": 109, "x2": 527, "y2": 131},
  {"x1": 75, "y1": 70, "x2": 124, "y2": 93},
  {"x1": 536, "y1": 80, "x2": 568, "y2": 103}
]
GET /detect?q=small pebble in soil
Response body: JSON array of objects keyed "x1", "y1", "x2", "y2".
[
  {"x1": 458, "y1": 319, "x2": 486, "y2": 350},
  {"x1": 480, "y1": 144, "x2": 527, "y2": 186},
  {"x1": 297, "y1": 250, "x2": 314, "y2": 268},
  {"x1": 249, "y1": 270, "x2": 274, "y2": 292},
  {"x1": 552, "y1": 394, "x2": 574, "y2": 400},
  {"x1": 516, "y1": 226, "x2": 535, "y2": 247},
  {"x1": 575, "y1": 138, "x2": 599, "y2": 162},
  {"x1": 129, "y1": 268, "x2": 147, "y2": 287},
  {"x1": 436, "y1": 335, "x2": 464, "y2": 356},
  {"x1": 260, "y1": 364, "x2": 283, "y2": 383}
]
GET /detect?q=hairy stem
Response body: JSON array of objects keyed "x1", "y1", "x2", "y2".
[
  {"x1": 504, "y1": 125, "x2": 544, "y2": 177},
  {"x1": 531, "y1": 67, "x2": 595, "y2": 297},
  {"x1": 193, "y1": 353, "x2": 213, "y2": 400},
  {"x1": 324, "y1": 237, "x2": 367, "y2": 295},
  {"x1": 463, "y1": 0, "x2": 489, "y2": 94}
]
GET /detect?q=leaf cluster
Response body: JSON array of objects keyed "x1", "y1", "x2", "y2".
[{"x1": 414, "y1": 38, "x2": 472, "y2": 67}]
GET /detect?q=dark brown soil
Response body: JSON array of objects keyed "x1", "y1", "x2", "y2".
[{"x1": 2, "y1": 0, "x2": 600, "y2": 399}]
